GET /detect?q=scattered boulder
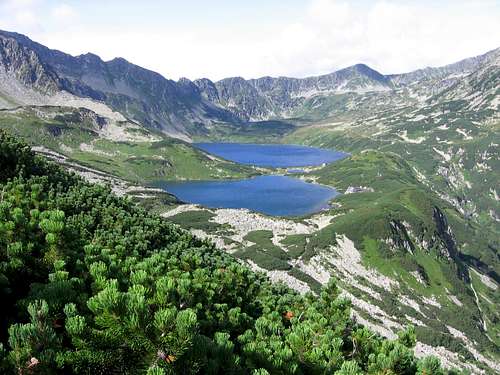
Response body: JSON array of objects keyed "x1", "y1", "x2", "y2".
[{"x1": 345, "y1": 186, "x2": 374, "y2": 194}]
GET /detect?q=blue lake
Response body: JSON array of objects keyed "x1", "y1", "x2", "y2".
[
  {"x1": 157, "y1": 143, "x2": 346, "y2": 216},
  {"x1": 194, "y1": 142, "x2": 347, "y2": 168},
  {"x1": 156, "y1": 175, "x2": 339, "y2": 217}
]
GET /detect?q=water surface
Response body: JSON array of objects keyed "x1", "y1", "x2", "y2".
[
  {"x1": 157, "y1": 175, "x2": 339, "y2": 217},
  {"x1": 195, "y1": 142, "x2": 347, "y2": 168}
]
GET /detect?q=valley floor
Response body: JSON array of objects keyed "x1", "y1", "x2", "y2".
[
  {"x1": 0, "y1": 28, "x2": 498, "y2": 373},
  {"x1": 20, "y1": 119, "x2": 499, "y2": 373},
  {"x1": 160, "y1": 199, "x2": 499, "y2": 374}
]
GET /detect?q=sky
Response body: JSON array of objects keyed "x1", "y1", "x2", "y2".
[{"x1": 0, "y1": 0, "x2": 499, "y2": 81}]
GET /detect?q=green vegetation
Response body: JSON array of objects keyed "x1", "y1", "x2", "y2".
[
  {"x1": 192, "y1": 120, "x2": 297, "y2": 143},
  {"x1": 0, "y1": 107, "x2": 256, "y2": 184},
  {"x1": 168, "y1": 210, "x2": 223, "y2": 232},
  {"x1": 179, "y1": 146, "x2": 497, "y2": 365},
  {"x1": 243, "y1": 230, "x2": 275, "y2": 247},
  {"x1": 0, "y1": 30, "x2": 498, "y2": 372},
  {"x1": 307, "y1": 150, "x2": 498, "y2": 355},
  {"x1": 0, "y1": 130, "x2": 458, "y2": 374},
  {"x1": 469, "y1": 270, "x2": 500, "y2": 348},
  {"x1": 235, "y1": 230, "x2": 292, "y2": 271}
]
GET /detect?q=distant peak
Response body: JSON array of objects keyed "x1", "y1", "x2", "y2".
[
  {"x1": 0, "y1": 29, "x2": 36, "y2": 47},
  {"x1": 347, "y1": 63, "x2": 379, "y2": 74},
  {"x1": 353, "y1": 63, "x2": 371, "y2": 69},
  {"x1": 218, "y1": 76, "x2": 249, "y2": 85},
  {"x1": 78, "y1": 52, "x2": 102, "y2": 62},
  {"x1": 108, "y1": 57, "x2": 130, "y2": 65},
  {"x1": 194, "y1": 77, "x2": 214, "y2": 84},
  {"x1": 335, "y1": 63, "x2": 388, "y2": 83},
  {"x1": 177, "y1": 77, "x2": 195, "y2": 86}
]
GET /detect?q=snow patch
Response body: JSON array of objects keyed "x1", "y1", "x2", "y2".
[
  {"x1": 470, "y1": 268, "x2": 498, "y2": 290},
  {"x1": 247, "y1": 261, "x2": 311, "y2": 294},
  {"x1": 433, "y1": 147, "x2": 452, "y2": 162},
  {"x1": 398, "y1": 130, "x2": 425, "y2": 144}
]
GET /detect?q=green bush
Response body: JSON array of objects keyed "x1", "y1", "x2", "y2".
[{"x1": 0, "y1": 130, "x2": 452, "y2": 374}]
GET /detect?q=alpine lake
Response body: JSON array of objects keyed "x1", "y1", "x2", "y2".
[{"x1": 155, "y1": 143, "x2": 347, "y2": 217}]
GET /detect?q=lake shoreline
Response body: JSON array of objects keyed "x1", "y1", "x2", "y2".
[{"x1": 156, "y1": 142, "x2": 346, "y2": 217}]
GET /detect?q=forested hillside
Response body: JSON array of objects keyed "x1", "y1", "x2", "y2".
[{"x1": 0, "y1": 129, "x2": 455, "y2": 374}]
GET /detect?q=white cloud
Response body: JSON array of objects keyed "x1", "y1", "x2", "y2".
[
  {"x1": 1, "y1": 1, "x2": 499, "y2": 80},
  {"x1": 0, "y1": 0, "x2": 43, "y2": 32},
  {"x1": 2, "y1": 0, "x2": 40, "y2": 10},
  {"x1": 0, "y1": 0, "x2": 78, "y2": 40},
  {"x1": 260, "y1": 0, "x2": 500, "y2": 77},
  {"x1": 51, "y1": 3, "x2": 77, "y2": 22}
]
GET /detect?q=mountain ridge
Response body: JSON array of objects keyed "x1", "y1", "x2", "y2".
[
  {"x1": 1, "y1": 29, "x2": 498, "y2": 133},
  {"x1": 0, "y1": 30, "x2": 239, "y2": 138},
  {"x1": 0, "y1": 29, "x2": 499, "y2": 372}
]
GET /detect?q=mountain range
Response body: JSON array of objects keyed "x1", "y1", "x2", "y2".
[
  {"x1": 1, "y1": 29, "x2": 498, "y2": 137},
  {"x1": 0, "y1": 29, "x2": 499, "y2": 373}
]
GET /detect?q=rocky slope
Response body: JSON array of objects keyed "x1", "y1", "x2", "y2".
[
  {"x1": 161, "y1": 149, "x2": 499, "y2": 373},
  {"x1": 0, "y1": 105, "x2": 257, "y2": 184},
  {"x1": 0, "y1": 30, "x2": 238, "y2": 138},
  {"x1": 192, "y1": 48, "x2": 498, "y2": 122},
  {"x1": 4, "y1": 30, "x2": 496, "y2": 138},
  {"x1": 194, "y1": 64, "x2": 391, "y2": 121},
  {"x1": 0, "y1": 29, "x2": 499, "y2": 372},
  {"x1": 278, "y1": 46, "x2": 499, "y2": 372}
]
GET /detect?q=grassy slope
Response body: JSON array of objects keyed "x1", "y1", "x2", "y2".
[
  {"x1": 157, "y1": 84, "x2": 500, "y2": 366},
  {"x1": 3, "y1": 129, "x2": 452, "y2": 374},
  {"x1": 155, "y1": 87, "x2": 499, "y2": 364},
  {"x1": 191, "y1": 120, "x2": 297, "y2": 143},
  {"x1": 312, "y1": 152, "x2": 497, "y2": 348},
  {"x1": 0, "y1": 106, "x2": 257, "y2": 184},
  {"x1": 285, "y1": 108, "x2": 499, "y2": 274},
  {"x1": 173, "y1": 107, "x2": 500, "y2": 364},
  {"x1": 278, "y1": 93, "x2": 500, "y2": 365},
  {"x1": 162, "y1": 149, "x2": 499, "y2": 367},
  {"x1": 1, "y1": 97, "x2": 497, "y2": 368}
]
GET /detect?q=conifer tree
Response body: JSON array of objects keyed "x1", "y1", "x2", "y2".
[{"x1": 0, "y1": 130, "x2": 457, "y2": 374}]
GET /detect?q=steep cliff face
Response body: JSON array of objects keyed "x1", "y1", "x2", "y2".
[
  {"x1": 0, "y1": 31, "x2": 239, "y2": 137},
  {"x1": 432, "y1": 206, "x2": 470, "y2": 282},
  {"x1": 194, "y1": 63, "x2": 393, "y2": 120},
  {"x1": 0, "y1": 35, "x2": 61, "y2": 95},
  {"x1": 1, "y1": 30, "x2": 498, "y2": 137}
]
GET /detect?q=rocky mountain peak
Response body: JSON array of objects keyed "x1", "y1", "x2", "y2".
[
  {"x1": 351, "y1": 63, "x2": 389, "y2": 81},
  {"x1": 107, "y1": 56, "x2": 131, "y2": 67},
  {"x1": 0, "y1": 33, "x2": 61, "y2": 94},
  {"x1": 0, "y1": 29, "x2": 498, "y2": 135},
  {"x1": 193, "y1": 78, "x2": 220, "y2": 102},
  {"x1": 78, "y1": 52, "x2": 101, "y2": 62}
]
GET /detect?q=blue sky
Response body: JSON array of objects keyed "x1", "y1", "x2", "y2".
[{"x1": 1, "y1": 0, "x2": 499, "y2": 80}]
